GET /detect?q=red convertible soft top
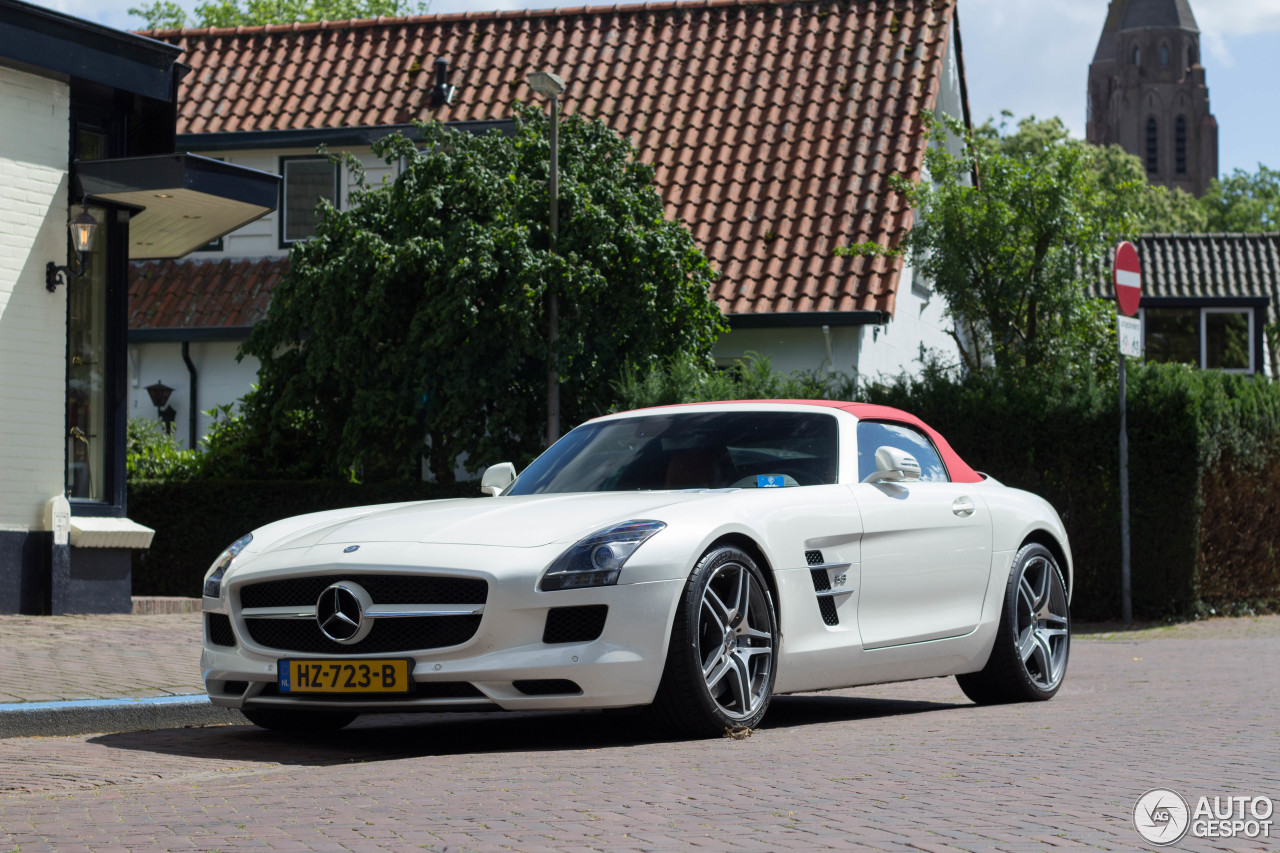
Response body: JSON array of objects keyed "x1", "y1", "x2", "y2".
[{"x1": 647, "y1": 399, "x2": 984, "y2": 484}]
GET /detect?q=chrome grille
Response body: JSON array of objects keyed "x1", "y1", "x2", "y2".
[{"x1": 237, "y1": 573, "x2": 488, "y2": 654}]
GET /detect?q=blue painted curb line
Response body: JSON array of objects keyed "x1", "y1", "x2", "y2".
[{"x1": 0, "y1": 694, "x2": 210, "y2": 714}]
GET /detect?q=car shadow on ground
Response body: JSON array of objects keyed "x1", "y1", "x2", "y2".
[{"x1": 88, "y1": 693, "x2": 966, "y2": 766}]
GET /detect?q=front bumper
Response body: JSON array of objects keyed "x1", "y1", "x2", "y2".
[{"x1": 202, "y1": 574, "x2": 685, "y2": 713}]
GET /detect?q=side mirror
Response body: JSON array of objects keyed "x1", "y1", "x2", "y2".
[
  {"x1": 480, "y1": 462, "x2": 517, "y2": 496},
  {"x1": 861, "y1": 446, "x2": 922, "y2": 484}
]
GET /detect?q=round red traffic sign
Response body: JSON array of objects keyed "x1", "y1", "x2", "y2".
[{"x1": 1114, "y1": 241, "x2": 1141, "y2": 317}]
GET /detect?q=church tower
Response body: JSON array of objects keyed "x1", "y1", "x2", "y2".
[{"x1": 1087, "y1": 0, "x2": 1218, "y2": 196}]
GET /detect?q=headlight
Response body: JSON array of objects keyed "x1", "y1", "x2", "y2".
[
  {"x1": 203, "y1": 533, "x2": 252, "y2": 598},
  {"x1": 540, "y1": 520, "x2": 666, "y2": 591}
]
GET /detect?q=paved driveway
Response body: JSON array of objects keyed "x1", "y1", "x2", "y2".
[{"x1": 1, "y1": 617, "x2": 1277, "y2": 851}]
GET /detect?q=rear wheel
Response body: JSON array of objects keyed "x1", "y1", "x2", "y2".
[
  {"x1": 957, "y1": 542, "x2": 1070, "y2": 704},
  {"x1": 241, "y1": 708, "x2": 359, "y2": 732},
  {"x1": 653, "y1": 545, "x2": 778, "y2": 736}
]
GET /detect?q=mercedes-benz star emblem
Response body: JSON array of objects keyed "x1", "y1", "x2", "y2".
[{"x1": 316, "y1": 582, "x2": 373, "y2": 644}]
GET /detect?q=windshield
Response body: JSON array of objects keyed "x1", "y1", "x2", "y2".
[{"x1": 507, "y1": 410, "x2": 839, "y2": 495}]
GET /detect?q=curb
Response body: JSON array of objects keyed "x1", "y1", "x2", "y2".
[{"x1": 0, "y1": 694, "x2": 244, "y2": 739}]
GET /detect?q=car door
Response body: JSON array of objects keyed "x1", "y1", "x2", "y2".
[{"x1": 852, "y1": 420, "x2": 993, "y2": 649}]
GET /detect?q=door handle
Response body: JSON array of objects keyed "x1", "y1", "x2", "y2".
[{"x1": 952, "y1": 497, "x2": 976, "y2": 518}]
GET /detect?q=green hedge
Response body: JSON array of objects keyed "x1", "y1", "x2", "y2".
[
  {"x1": 130, "y1": 363, "x2": 1280, "y2": 619},
  {"x1": 864, "y1": 363, "x2": 1280, "y2": 620},
  {"x1": 129, "y1": 480, "x2": 479, "y2": 597}
]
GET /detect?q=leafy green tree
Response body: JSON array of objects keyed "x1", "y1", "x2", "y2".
[
  {"x1": 872, "y1": 114, "x2": 1147, "y2": 377},
  {"x1": 1201, "y1": 165, "x2": 1280, "y2": 232},
  {"x1": 129, "y1": 0, "x2": 423, "y2": 29},
  {"x1": 241, "y1": 106, "x2": 724, "y2": 481}
]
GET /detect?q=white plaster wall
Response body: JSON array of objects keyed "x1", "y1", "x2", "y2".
[
  {"x1": 182, "y1": 147, "x2": 392, "y2": 261},
  {"x1": 0, "y1": 65, "x2": 70, "y2": 530},
  {"x1": 128, "y1": 340, "x2": 261, "y2": 450},
  {"x1": 855, "y1": 263, "x2": 956, "y2": 383},
  {"x1": 712, "y1": 325, "x2": 863, "y2": 379}
]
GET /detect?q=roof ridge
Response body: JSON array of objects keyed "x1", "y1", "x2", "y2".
[{"x1": 135, "y1": 0, "x2": 905, "y2": 38}]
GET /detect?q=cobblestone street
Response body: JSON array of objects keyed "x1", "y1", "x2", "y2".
[{"x1": 1, "y1": 617, "x2": 1277, "y2": 850}]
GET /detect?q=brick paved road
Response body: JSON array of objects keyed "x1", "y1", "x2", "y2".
[{"x1": 1, "y1": 617, "x2": 1277, "y2": 851}]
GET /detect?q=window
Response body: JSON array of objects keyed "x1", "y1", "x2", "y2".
[
  {"x1": 507, "y1": 411, "x2": 839, "y2": 494},
  {"x1": 1145, "y1": 307, "x2": 1198, "y2": 365},
  {"x1": 1146, "y1": 118, "x2": 1159, "y2": 174},
  {"x1": 1175, "y1": 116, "x2": 1187, "y2": 174},
  {"x1": 66, "y1": 206, "x2": 109, "y2": 501},
  {"x1": 1144, "y1": 306, "x2": 1255, "y2": 373},
  {"x1": 1204, "y1": 310, "x2": 1251, "y2": 370},
  {"x1": 1160, "y1": 44, "x2": 1170, "y2": 66},
  {"x1": 856, "y1": 421, "x2": 949, "y2": 483},
  {"x1": 1132, "y1": 46, "x2": 1141, "y2": 66},
  {"x1": 280, "y1": 157, "x2": 339, "y2": 245}
]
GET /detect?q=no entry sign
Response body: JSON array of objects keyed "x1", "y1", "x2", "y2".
[{"x1": 1114, "y1": 241, "x2": 1142, "y2": 317}]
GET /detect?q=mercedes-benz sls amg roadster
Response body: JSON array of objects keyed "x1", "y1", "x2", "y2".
[{"x1": 202, "y1": 401, "x2": 1072, "y2": 736}]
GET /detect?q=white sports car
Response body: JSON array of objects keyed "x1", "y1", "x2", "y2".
[{"x1": 201, "y1": 401, "x2": 1072, "y2": 736}]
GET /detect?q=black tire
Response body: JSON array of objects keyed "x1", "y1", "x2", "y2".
[
  {"x1": 240, "y1": 708, "x2": 359, "y2": 732},
  {"x1": 957, "y1": 542, "x2": 1070, "y2": 705},
  {"x1": 652, "y1": 545, "x2": 778, "y2": 736}
]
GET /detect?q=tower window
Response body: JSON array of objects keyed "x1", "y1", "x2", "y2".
[
  {"x1": 1176, "y1": 116, "x2": 1187, "y2": 174},
  {"x1": 1160, "y1": 44, "x2": 1170, "y2": 66},
  {"x1": 1132, "y1": 46, "x2": 1141, "y2": 66},
  {"x1": 1187, "y1": 44, "x2": 1197, "y2": 67},
  {"x1": 1146, "y1": 118, "x2": 1158, "y2": 174}
]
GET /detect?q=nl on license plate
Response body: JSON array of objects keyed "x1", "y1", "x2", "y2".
[{"x1": 278, "y1": 659, "x2": 411, "y2": 693}]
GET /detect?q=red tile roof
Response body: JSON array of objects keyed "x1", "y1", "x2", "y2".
[
  {"x1": 141, "y1": 0, "x2": 960, "y2": 319},
  {"x1": 129, "y1": 257, "x2": 286, "y2": 330}
]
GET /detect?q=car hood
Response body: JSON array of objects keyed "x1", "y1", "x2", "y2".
[{"x1": 267, "y1": 491, "x2": 720, "y2": 551}]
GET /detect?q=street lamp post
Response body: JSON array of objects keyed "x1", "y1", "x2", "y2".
[{"x1": 528, "y1": 70, "x2": 566, "y2": 447}]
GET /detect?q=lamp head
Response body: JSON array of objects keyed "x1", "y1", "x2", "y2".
[{"x1": 527, "y1": 71, "x2": 566, "y2": 98}]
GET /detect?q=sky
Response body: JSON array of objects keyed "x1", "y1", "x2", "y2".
[{"x1": 31, "y1": 0, "x2": 1280, "y2": 176}]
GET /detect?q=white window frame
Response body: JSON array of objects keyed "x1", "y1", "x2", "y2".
[{"x1": 279, "y1": 156, "x2": 340, "y2": 247}]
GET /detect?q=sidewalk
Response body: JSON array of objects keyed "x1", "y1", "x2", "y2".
[{"x1": 0, "y1": 602, "x2": 241, "y2": 737}]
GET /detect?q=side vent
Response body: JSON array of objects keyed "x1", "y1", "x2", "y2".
[
  {"x1": 808, "y1": 569, "x2": 840, "y2": 626},
  {"x1": 805, "y1": 549, "x2": 824, "y2": 565}
]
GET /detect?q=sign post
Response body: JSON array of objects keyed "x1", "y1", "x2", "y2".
[{"x1": 1114, "y1": 241, "x2": 1142, "y2": 625}]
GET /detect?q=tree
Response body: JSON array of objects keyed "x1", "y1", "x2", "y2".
[
  {"x1": 1201, "y1": 165, "x2": 1280, "y2": 232},
  {"x1": 240, "y1": 106, "x2": 724, "y2": 481},
  {"x1": 874, "y1": 114, "x2": 1148, "y2": 377},
  {"x1": 128, "y1": 0, "x2": 423, "y2": 29}
]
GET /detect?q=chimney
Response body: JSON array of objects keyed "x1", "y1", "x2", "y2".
[{"x1": 430, "y1": 59, "x2": 455, "y2": 108}]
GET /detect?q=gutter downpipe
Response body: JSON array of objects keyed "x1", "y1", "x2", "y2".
[{"x1": 181, "y1": 341, "x2": 197, "y2": 451}]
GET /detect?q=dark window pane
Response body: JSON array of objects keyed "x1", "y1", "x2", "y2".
[
  {"x1": 1175, "y1": 116, "x2": 1187, "y2": 174},
  {"x1": 1146, "y1": 118, "x2": 1159, "y2": 174},
  {"x1": 283, "y1": 159, "x2": 337, "y2": 243},
  {"x1": 1145, "y1": 307, "x2": 1199, "y2": 366},
  {"x1": 856, "y1": 421, "x2": 949, "y2": 483},
  {"x1": 1205, "y1": 311, "x2": 1250, "y2": 370}
]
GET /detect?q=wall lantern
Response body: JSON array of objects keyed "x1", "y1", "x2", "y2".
[
  {"x1": 46, "y1": 204, "x2": 99, "y2": 292},
  {"x1": 146, "y1": 380, "x2": 178, "y2": 434}
]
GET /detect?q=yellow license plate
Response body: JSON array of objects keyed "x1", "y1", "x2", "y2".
[{"x1": 279, "y1": 659, "x2": 412, "y2": 694}]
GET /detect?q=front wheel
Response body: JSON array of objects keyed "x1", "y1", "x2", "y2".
[
  {"x1": 241, "y1": 708, "x2": 359, "y2": 732},
  {"x1": 957, "y1": 542, "x2": 1070, "y2": 705},
  {"x1": 653, "y1": 545, "x2": 778, "y2": 736}
]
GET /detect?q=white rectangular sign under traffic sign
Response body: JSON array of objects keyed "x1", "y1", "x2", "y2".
[{"x1": 1118, "y1": 314, "x2": 1142, "y2": 358}]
